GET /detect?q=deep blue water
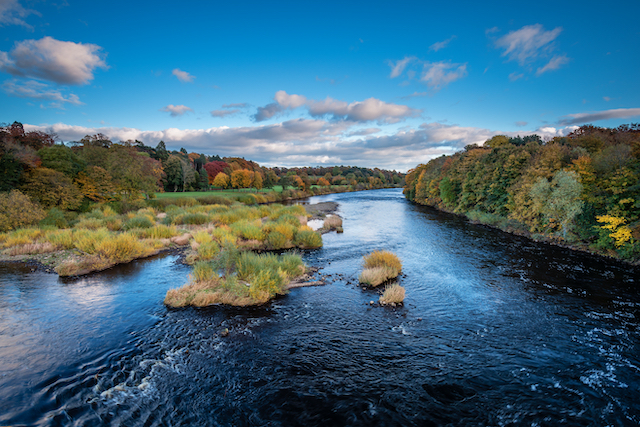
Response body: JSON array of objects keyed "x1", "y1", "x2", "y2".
[{"x1": 1, "y1": 188, "x2": 639, "y2": 426}]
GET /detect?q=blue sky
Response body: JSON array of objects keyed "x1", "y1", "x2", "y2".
[{"x1": 1, "y1": 0, "x2": 639, "y2": 171}]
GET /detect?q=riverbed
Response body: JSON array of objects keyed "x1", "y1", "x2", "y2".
[{"x1": 1, "y1": 188, "x2": 639, "y2": 425}]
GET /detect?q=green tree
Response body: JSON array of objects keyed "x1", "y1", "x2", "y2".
[
  {"x1": 164, "y1": 155, "x2": 183, "y2": 192},
  {"x1": 530, "y1": 170, "x2": 583, "y2": 238},
  {"x1": 38, "y1": 145, "x2": 86, "y2": 177}
]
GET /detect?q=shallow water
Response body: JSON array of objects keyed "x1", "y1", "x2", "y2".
[{"x1": 1, "y1": 188, "x2": 639, "y2": 426}]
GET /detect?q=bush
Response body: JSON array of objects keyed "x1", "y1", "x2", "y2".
[
  {"x1": 294, "y1": 229, "x2": 323, "y2": 248},
  {"x1": 267, "y1": 231, "x2": 289, "y2": 249},
  {"x1": 94, "y1": 232, "x2": 150, "y2": 263},
  {"x1": 0, "y1": 228, "x2": 43, "y2": 248},
  {"x1": 73, "y1": 228, "x2": 110, "y2": 253},
  {"x1": 196, "y1": 195, "x2": 233, "y2": 206},
  {"x1": 192, "y1": 230, "x2": 213, "y2": 244},
  {"x1": 39, "y1": 208, "x2": 69, "y2": 229},
  {"x1": 249, "y1": 268, "x2": 287, "y2": 302},
  {"x1": 379, "y1": 283, "x2": 405, "y2": 305},
  {"x1": 197, "y1": 241, "x2": 220, "y2": 260},
  {"x1": 124, "y1": 215, "x2": 155, "y2": 229},
  {"x1": 192, "y1": 261, "x2": 215, "y2": 282},
  {"x1": 174, "y1": 212, "x2": 210, "y2": 225},
  {"x1": 231, "y1": 221, "x2": 264, "y2": 241},
  {"x1": 75, "y1": 217, "x2": 104, "y2": 230},
  {"x1": 145, "y1": 224, "x2": 178, "y2": 239},
  {"x1": 0, "y1": 190, "x2": 46, "y2": 232},
  {"x1": 44, "y1": 229, "x2": 74, "y2": 249}
]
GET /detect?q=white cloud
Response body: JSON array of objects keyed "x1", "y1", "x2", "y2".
[
  {"x1": 603, "y1": 96, "x2": 611, "y2": 102},
  {"x1": 211, "y1": 109, "x2": 239, "y2": 117},
  {"x1": 0, "y1": 36, "x2": 107, "y2": 85},
  {"x1": 2, "y1": 79, "x2": 82, "y2": 106},
  {"x1": 388, "y1": 56, "x2": 416, "y2": 78},
  {"x1": 221, "y1": 102, "x2": 249, "y2": 108},
  {"x1": 535, "y1": 54, "x2": 569, "y2": 75},
  {"x1": 160, "y1": 104, "x2": 193, "y2": 117},
  {"x1": 558, "y1": 108, "x2": 640, "y2": 126},
  {"x1": 420, "y1": 61, "x2": 468, "y2": 89},
  {"x1": 429, "y1": 36, "x2": 456, "y2": 52},
  {"x1": 172, "y1": 68, "x2": 195, "y2": 83},
  {"x1": 401, "y1": 91, "x2": 428, "y2": 99},
  {"x1": 23, "y1": 119, "x2": 588, "y2": 172},
  {"x1": 388, "y1": 56, "x2": 468, "y2": 90},
  {"x1": 495, "y1": 24, "x2": 562, "y2": 65},
  {"x1": 254, "y1": 90, "x2": 420, "y2": 123},
  {"x1": 509, "y1": 72, "x2": 524, "y2": 81},
  {"x1": 515, "y1": 121, "x2": 528, "y2": 127},
  {"x1": 0, "y1": 0, "x2": 39, "y2": 29}
]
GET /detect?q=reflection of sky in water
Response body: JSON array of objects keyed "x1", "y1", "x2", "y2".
[{"x1": 0, "y1": 256, "x2": 190, "y2": 404}]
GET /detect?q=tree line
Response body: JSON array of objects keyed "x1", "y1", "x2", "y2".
[
  {"x1": 0, "y1": 121, "x2": 404, "y2": 230},
  {"x1": 403, "y1": 124, "x2": 640, "y2": 261}
]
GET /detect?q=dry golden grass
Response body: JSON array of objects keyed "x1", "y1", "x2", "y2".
[
  {"x1": 3, "y1": 242, "x2": 56, "y2": 256},
  {"x1": 1, "y1": 228, "x2": 42, "y2": 248},
  {"x1": 322, "y1": 215, "x2": 342, "y2": 229},
  {"x1": 55, "y1": 255, "x2": 114, "y2": 276},
  {"x1": 363, "y1": 250, "x2": 402, "y2": 277},
  {"x1": 379, "y1": 283, "x2": 405, "y2": 305},
  {"x1": 359, "y1": 266, "x2": 397, "y2": 287}
]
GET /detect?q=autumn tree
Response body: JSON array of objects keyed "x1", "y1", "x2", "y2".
[
  {"x1": 204, "y1": 161, "x2": 228, "y2": 183},
  {"x1": 75, "y1": 166, "x2": 115, "y2": 202},
  {"x1": 213, "y1": 172, "x2": 230, "y2": 189},
  {"x1": 318, "y1": 177, "x2": 330, "y2": 187},
  {"x1": 20, "y1": 168, "x2": 83, "y2": 210},
  {"x1": 38, "y1": 145, "x2": 86, "y2": 177},
  {"x1": 0, "y1": 190, "x2": 46, "y2": 232}
]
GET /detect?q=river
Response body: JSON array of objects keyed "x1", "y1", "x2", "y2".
[{"x1": 1, "y1": 188, "x2": 639, "y2": 426}]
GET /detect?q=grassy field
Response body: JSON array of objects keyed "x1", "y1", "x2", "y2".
[{"x1": 154, "y1": 185, "x2": 329, "y2": 199}]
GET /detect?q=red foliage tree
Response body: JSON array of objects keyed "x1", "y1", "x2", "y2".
[{"x1": 204, "y1": 160, "x2": 229, "y2": 183}]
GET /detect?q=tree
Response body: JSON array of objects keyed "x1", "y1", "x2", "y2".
[
  {"x1": 181, "y1": 158, "x2": 196, "y2": 191},
  {"x1": 204, "y1": 161, "x2": 228, "y2": 183},
  {"x1": 530, "y1": 170, "x2": 583, "y2": 238},
  {"x1": 164, "y1": 155, "x2": 183, "y2": 192},
  {"x1": 264, "y1": 169, "x2": 279, "y2": 188},
  {"x1": 75, "y1": 166, "x2": 116, "y2": 202},
  {"x1": 198, "y1": 168, "x2": 209, "y2": 190},
  {"x1": 484, "y1": 135, "x2": 510, "y2": 149},
  {"x1": 213, "y1": 172, "x2": 229, "y2": 189},
  {"x1": 253, "y1": 171, "x2": 263, "y2": 190},
  {"x1": 38, "y1": 145, "x2": 86, "y2": 177},
  {"x1": 20, "y1": 168, "x2": 83, "y2": 210},
  {"x1": 291, "y1": 175, "x2": 304, "y2": 190},
  {"x1": 155, "y1": 141, "x2": 169, "y2": 162},
  {"x1": 318, "y1": 177, "x2": 330, "y2": 187},
  {"x1": 0, "y1": 190, "x2": 46, "y2": 232},
  {"x1": 230, "y1": 169, "x2": 254, "y2": 189}
]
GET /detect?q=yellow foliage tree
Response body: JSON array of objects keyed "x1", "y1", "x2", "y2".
[
  {"x1": 213, "y1": 172, "x2": 230, "y2": 189},
  {"x1": 596, "y1": 215, "x2": 633, "y2": 247}
]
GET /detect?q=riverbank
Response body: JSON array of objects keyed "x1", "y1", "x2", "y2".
[
  {"x1": 411, "y1": 200, "x2": 640, "y2": 269},
  {"x1": 0, "y1": 201, "x2": 337, "y2": 278}
]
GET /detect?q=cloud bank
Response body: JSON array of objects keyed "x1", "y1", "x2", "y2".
[
  {"x1": 0, "y1": 36, "x2": 107, "y2": 85},
  {"x1": 558, "y1": 108, "x2": 640, "y2": 126},
  {"x1": 253, "y1": 91, "x2": 420, "y2": 123}
]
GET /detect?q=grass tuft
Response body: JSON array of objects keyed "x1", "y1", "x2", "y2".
[{"x1": 379, "y1": 283, "x2": 405, "y2": 305}]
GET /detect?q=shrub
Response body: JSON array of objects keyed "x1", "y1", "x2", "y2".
[
  {"x1": 236, "y1": 194, "x2": 257, "y2": 205},
  {"x1": 363, "y1": 250, "x2": 402, "y2": 277},
  {"x1": 73, "y1": 228, "x2": 110, "y2": 253},
  {"x1": 145, "y1": 224, "x2": 178, "y2": 239},
  {"x1": 192, "y1": 261, "x2": 215, "y2": 282},
  {"x1": 322, "y1": 215, "x2": 342, "y2": 230},
  {"x1": 124, "y1": 215, "x2": 155, "y2": 229},
  {"x1": 267, "y1": 231, "x2": 289, "y2": 249},
  {"x1": 76, "y1": 217, "x2": 106, "y2": 230},
  {"x1": 379, "y1": 283, "x2": 405, "y2": 305},
  {"x1": 249, "y1": 268, "x2": 287, "y2": 302},
  {"x1": 94, "y1": 232, "x2": 150, "y2": 263},
  {"x1": 212, "y1": 243, "x2": 240, "y2": 275},
  {"x1": 192, "y1": 230, "x2": 213, "y2": 244},
  {"x1": 197, "y1": 241, "x2": 220, "y2": 260},
  {"x1": 294, "y1": 229, "x2": 323, "y2": 249},
  {"x1": 174, "y1": 212, "x2": 210, "y2": 225},
  {"x1": 1, "y1": 228, "x2": 43, "y2": 248},
  {"x1": 44, "y1": 229, "x2": 75, "y2": 249},
  {"x1": 103, "y1": 217, "x2": 123, "y2": 231},
  {"x1": 40, "y1": 208, "x2": 69, "y2": 229},
  {"x1": 231, "y1": 221, "x2": 264, "y2": 241},
  {"x1": 0, "y1": 190, "x2": 46, "y2": 232},
  {"x1": 273, "y1": 222, "x2": 296, "y2": 241},
  {"x1": 196, "y1": 195, "x2": 233, "y2": 206}
]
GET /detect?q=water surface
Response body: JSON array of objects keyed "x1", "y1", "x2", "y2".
[{"x1": 1, "y1": 188, "x2": 639, "y2": 425}]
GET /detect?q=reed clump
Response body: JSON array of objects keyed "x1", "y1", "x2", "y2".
[
  {"x1": 359, "y1": 250, "x2": 402, "y2": 286},
  {"x1": 379, "y1": 283, "x2": 405, "y2": 305}
]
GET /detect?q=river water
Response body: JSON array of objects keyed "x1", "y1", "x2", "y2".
[{"x1": 1, "y1": 188, "x2": 639, "y2": 426}]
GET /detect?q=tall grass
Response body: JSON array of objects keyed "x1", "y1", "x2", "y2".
[
  {"x1": 359, "y1": 250, "x2": 402, "y2": 286},
  {"x1": 379, "y1": 283, "x2": 405, "y2": 305}
]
